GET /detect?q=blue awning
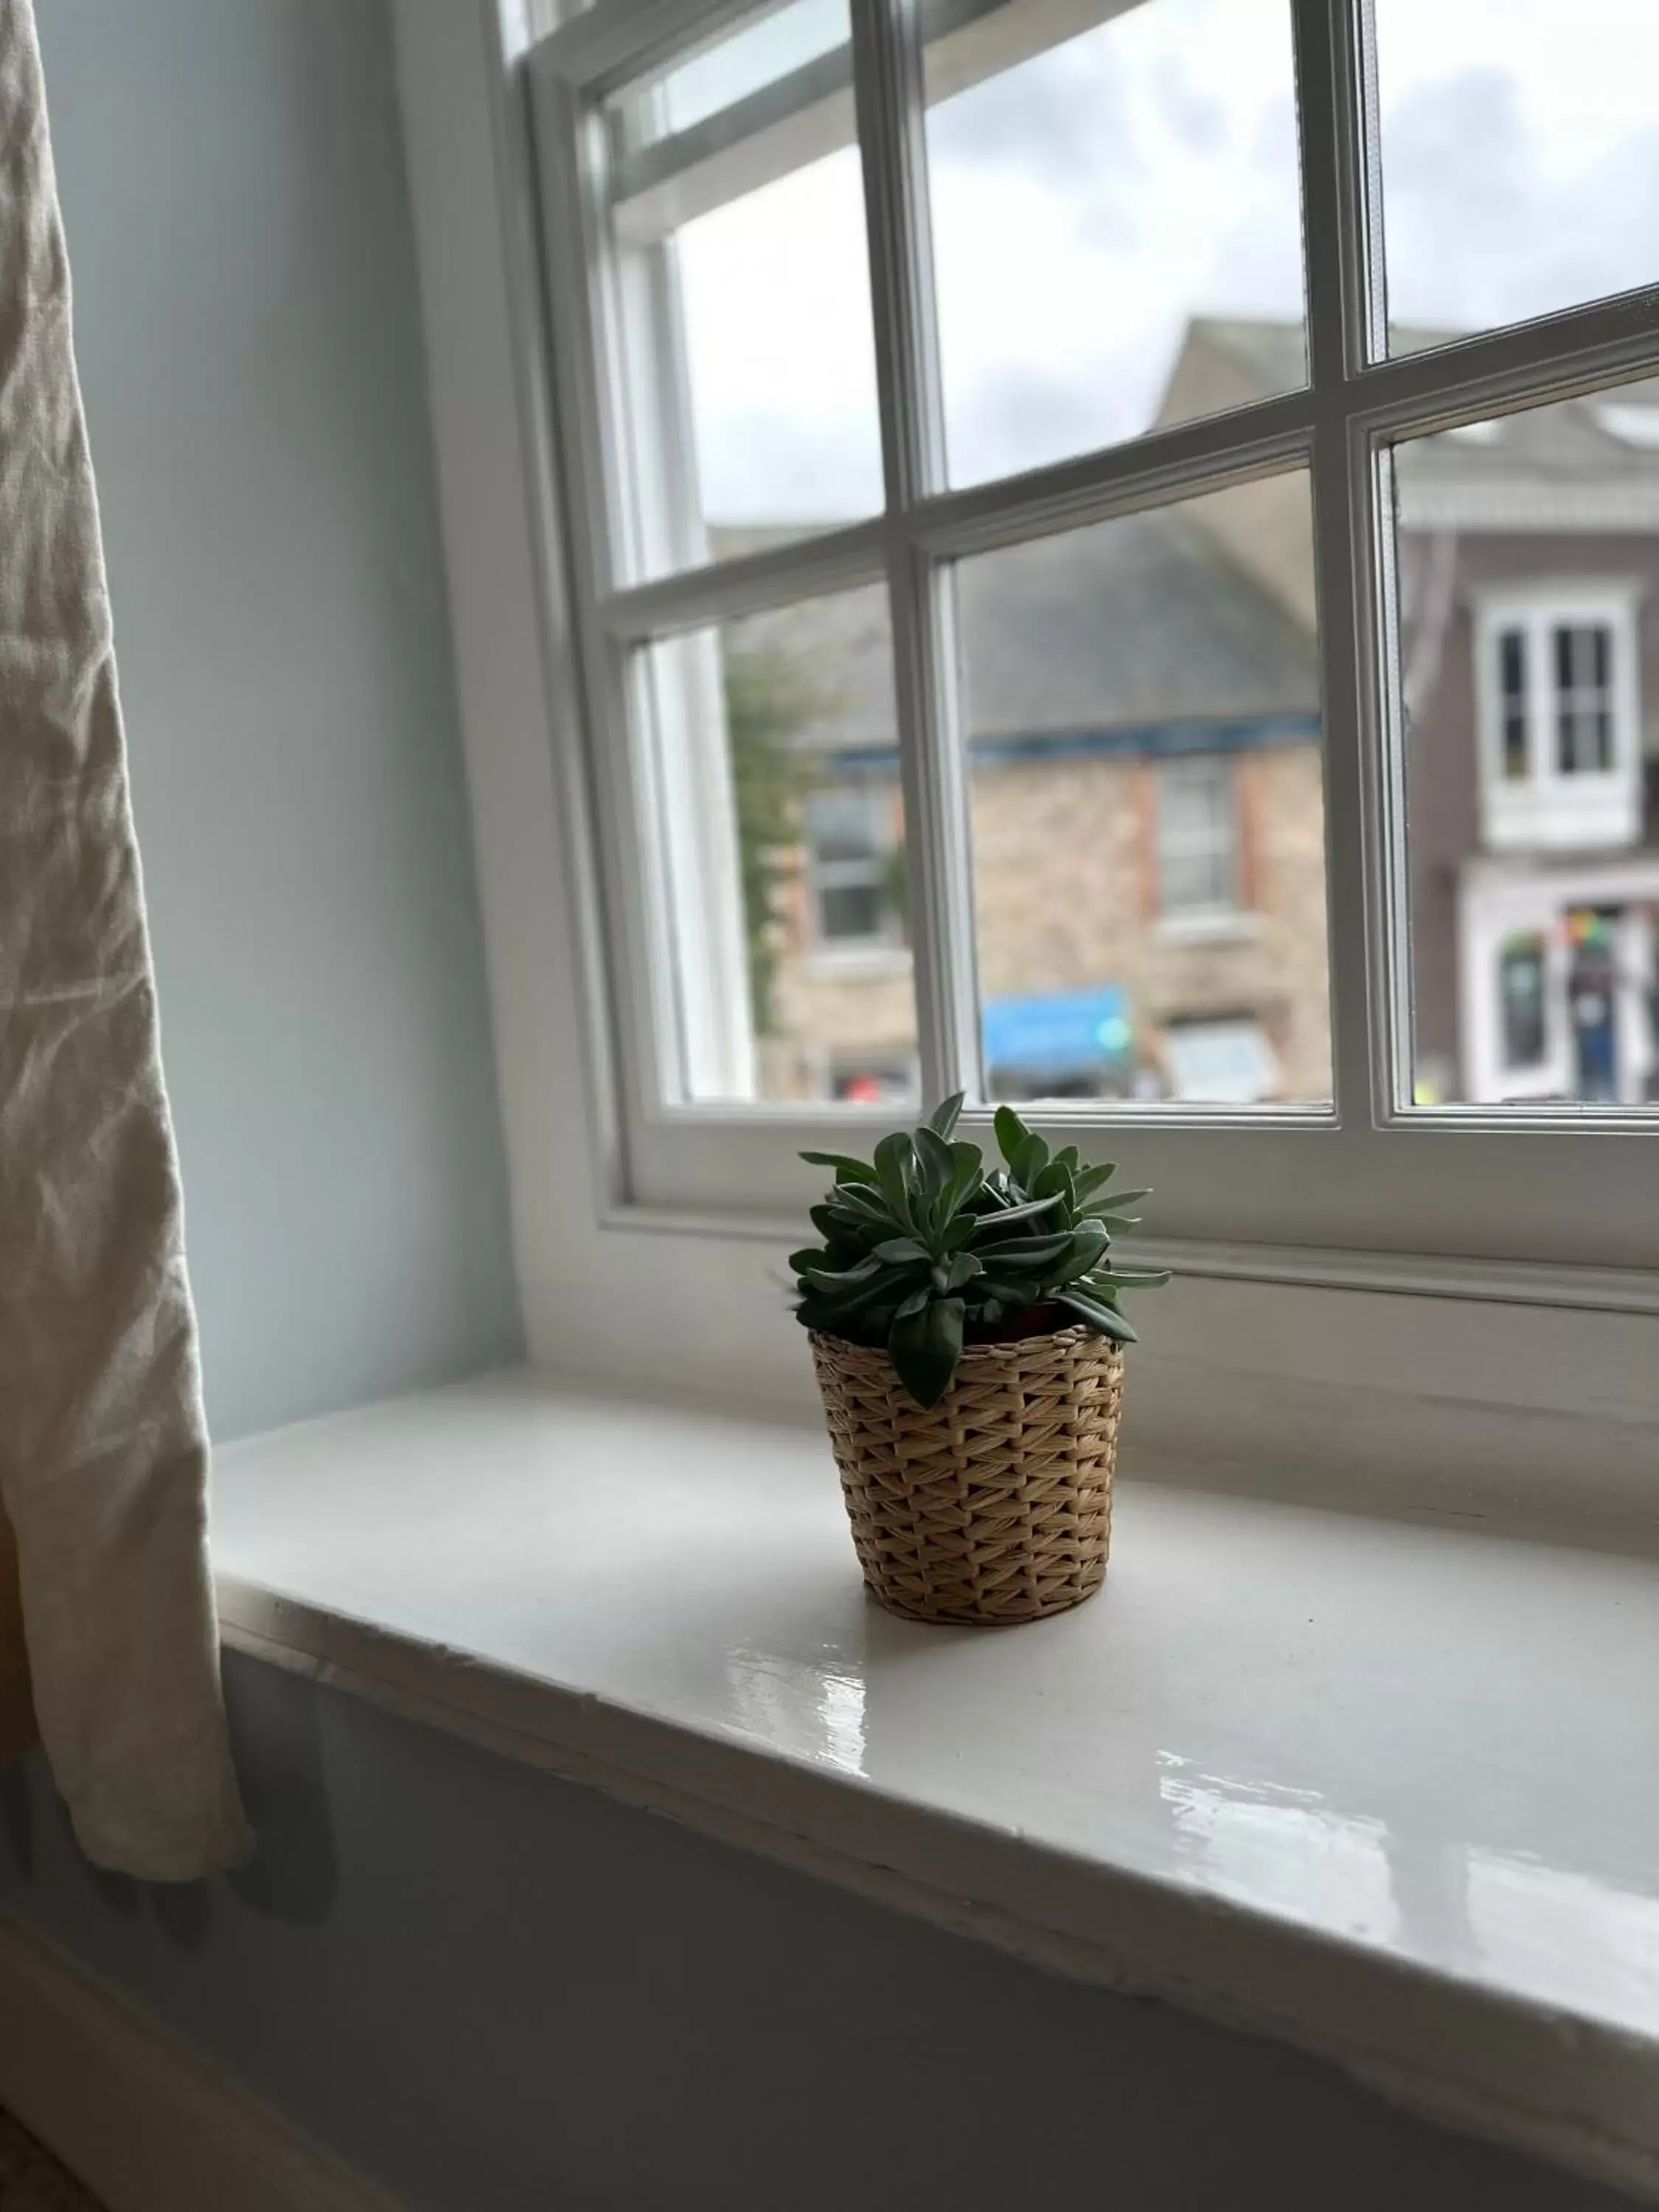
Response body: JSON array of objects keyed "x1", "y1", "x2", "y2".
[{"x1": 981, "y1": 984, "x2": 1132, "y2": 1079}]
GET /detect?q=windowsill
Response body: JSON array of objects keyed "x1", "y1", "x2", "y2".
[
  {"x1": 1152, "y1": 908, "x2": 1260, "y2": 945},
  {"x1": 799, "y1": 945, "x2": 913, "y2": 981},
  {"x1": 213, "y1": 1368, "x2": 1659, "y2": 2204}
]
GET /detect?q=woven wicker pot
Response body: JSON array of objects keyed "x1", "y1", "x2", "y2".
[{"x1": 810, "y1": 1323, "x2": 1124, "y2": 1626}]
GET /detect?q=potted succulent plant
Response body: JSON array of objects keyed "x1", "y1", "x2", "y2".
[{"x1": 792, "y1": 1094, "x2": 1168, "y2": 1627}]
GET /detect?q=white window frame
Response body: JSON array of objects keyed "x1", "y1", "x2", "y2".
[
  {"x1": 1473, "y1": 582, "x2": 1642, "y2": 855},
  {"x1": 485, "y1": 0, "x2": 1659, "y2": 1278}
]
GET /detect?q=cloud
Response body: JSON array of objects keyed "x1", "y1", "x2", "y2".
[
  {"x1": 927, "y1": 35, "x2": 1141, "y2": 208},
  {"x1": 945, "y1": 355, "x2": 1158, "y2": 484},
  {"x1": 1381, "y1": 64, "x2": 1659, "y2": 335}
]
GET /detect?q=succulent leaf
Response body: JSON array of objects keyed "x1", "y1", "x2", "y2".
[
  {"x1": 928, "y1": 1091, "x2": 966, "y2": 1138},
  {"x1": 801, "y1": 1150, "x2": 880, "y2": 1185},
  {"x1": 889, "y1": 1296, "x2": 965, "y2": 1409},
  {"x1": 794, "y1": 1097, "x2": 1165, "y2": 1402}
]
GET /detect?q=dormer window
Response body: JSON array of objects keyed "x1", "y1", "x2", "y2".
[{"x1": 1475, "y1": 587, "x2": 1641, "y2": 852}]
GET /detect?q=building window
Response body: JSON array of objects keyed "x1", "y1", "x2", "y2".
[
  {"x1": 1498, "y1": 936, "x2": 1547, "y2": 1071},
  {"x1": 1554, "y1": 625, "x2": 1614, "y2": 776},
  {"x1": 1498, "y1": 630, "x2": 1528, "y2": 782},
  {"x1": 521, "y1": 0, "x2": 1659, "y2": 1255},
  {"x1": 804, "y1": 784, "x2": 899, "y2": 952},
  {"x1": 1475, "y1": 590, "x2": 1640, "y2": 853},
  {"x1": 1157, "y1": 758, "x2": 1239, "y2": 919}
]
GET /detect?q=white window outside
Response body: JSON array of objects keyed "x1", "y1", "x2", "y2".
[
  {"x1": 1474, "y1": 586, "x2": 1641, "y2": 854},
  {"x1": 512, "y1": 0, "x2": 1659, "y2": 1271},
  {"x1": 1156, "y1": 757, "x2": 1239, "y2": 925}
]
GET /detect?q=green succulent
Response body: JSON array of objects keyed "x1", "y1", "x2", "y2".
[{"x1": 791, "y1": 1094, "x2": 1170, "y2": 1409}]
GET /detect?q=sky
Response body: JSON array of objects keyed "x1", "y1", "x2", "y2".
[{"x1": 622, "y1": 0, "x2": 1659, "y2": 527}]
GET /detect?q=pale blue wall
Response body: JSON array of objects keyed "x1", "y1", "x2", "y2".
[{"x1": 38, "y1": 0, "x2": 523, "y2": 1439}]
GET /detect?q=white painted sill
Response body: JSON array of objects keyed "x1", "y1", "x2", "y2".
[{"x1": 213, "y1": 1369, "x2": 1659, "y2": 2205}]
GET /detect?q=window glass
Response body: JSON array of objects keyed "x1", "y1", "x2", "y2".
[
  {"x1": 953, "y1": 473, "x2": 1331, "y2": 1106},
  {"x1": 636, "y1": 585, "x2": 917, "y2": 1105},
  {"x1": 1554, "y1": 625, "x2": 1614, "y2": 773},
  {"x1": 804, "y1": 785, "x2": 902, "y2": 950},
  {"x1": 1391, "y1": 380, "x2": 1659, "y2": 1109},
  {"x1": 616, "y1": 0, "x2": 851, "y2": 144},
  {"x1": 1499, "y1": 630, "x2": 1528, "y2": 781},
  {"x1": 1164, "y1": 1016, "x2": 1280, "y2": 1105},
  {"x1": 1158, "y1": 758, "x2": 1239, "y2": 917},
  {"x1": 1499, "y1": 938, "x2": 1548, "y2": 1070},
  {"x1": 1376, "y1": 0, "x2": 1659, "y2": 355},
  {"x1": 602, "y1": 3, "x2": 883, "y2": 579},
  {"x1": 922, "y1": 0, "x2": 1304, "y2": 488}
]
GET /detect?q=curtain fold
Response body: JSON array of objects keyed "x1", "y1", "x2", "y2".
[
  {"x1": 0, "y1": 1500, "x2": 34, "y2": 1768},
  {"x1": 0, "y1": 0, "x2": 248, "y2": 1878}
]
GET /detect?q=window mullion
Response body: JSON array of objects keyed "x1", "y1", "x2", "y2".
[
  {"x1": 1293, "y1": 0, "x2": 1394, "y2": 1126},
  {"x1": 849, "y1": 0, "x2": 979, "y2": 1107}
]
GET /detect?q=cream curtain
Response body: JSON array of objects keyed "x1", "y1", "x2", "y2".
[{"x1": 0, "y1": 0, "x2": 248, "y2": 1877}]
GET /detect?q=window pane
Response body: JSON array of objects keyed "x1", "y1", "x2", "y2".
[
  {"x1": 922, "y1": 0, "x2": 1305, "y2": 489},
  {"x1": 1158, "y1": 759, "x2": 1239, "y2": 915},
  {"x1": 1500, "y1": 938, "x2": 1548, "y2": 1070},
  {"x1": 955, "y1": 473, "x2": 1331, "y2": 1107},
  {"x1": 1377, "y1": 0, "x2": 1659, "y2": 355},
  {"x1": 602, "y1": 4, "x2": 883, "y2": 580},
  {"x1": 617, "y1": 0, "x2": 851, "y2": 143},
  {"x1": 1390, "y1": 381, "x2": 1659, "y2": 1109},
  {"x1": 637, "y1": 585, "x2": 917, "y2": 1106},
  {"x1": 818, "y1": 882, "x2": 886, "y2": 942},
  {"x1": 804, "y1": 784, "x2": 881, "y2": 863},
  {"x1": 1500, "y1": 628, "x2": 1528, "y2": 779}
]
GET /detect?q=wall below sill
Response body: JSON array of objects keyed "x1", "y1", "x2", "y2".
[{"x1": 0, "y1": 1649, "x2": 1641, "y2": 2212}]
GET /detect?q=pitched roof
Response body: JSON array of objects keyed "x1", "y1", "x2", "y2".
[
  {"x1": 1184, "y1": 316, "x2": 1659, "y2": 488},
  {"x1": 706, "y1": 312, "x2": 1659, "y2": 761},
  {"x1": 712, "y1": 508, "x2": 1318, "y2": 757}
]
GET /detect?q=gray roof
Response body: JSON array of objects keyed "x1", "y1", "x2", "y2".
[
  {"x1": 1189, "y1": 316, "x2": 1659, "y2": 486},
  {"x1": 950, "y1": 505, "x2": 1315, "y2": 739},
  {"x1": 712, "y1": 509, "x2": 1318, "y2": 757}
]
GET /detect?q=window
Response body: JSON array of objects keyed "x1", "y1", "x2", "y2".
[
  {"x1": 1499, "y1": 630, "x2": 1528, "y2": 782},
  {"x1": 1164, "y1": 1016, "x2": 1280, "y2": 1105},
  {"x1": 804, "y1": 783, "x2": 902, "y2": 953},
  {"x1": 1555, "y1": 625, "x2": 1614, "y2": 776},
  {"x1": 1466, "y1": 585, "x2": 1639, "y2": 853},
  {"x1": 524, "y1": 0, "x2": 1659, "y2": 1264},
  {"x1": 1499, "y1": 936, "x2": 1548, "y2": 1072},
  {"x1": 1158, "y1": 758, "x2": 1241, "y2": 922}
]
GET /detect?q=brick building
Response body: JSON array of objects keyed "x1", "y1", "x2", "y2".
[{"x1": 735, "y1": 467, "x2": 1331, "y2": 1107}]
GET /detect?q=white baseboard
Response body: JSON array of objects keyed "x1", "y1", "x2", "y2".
[{"x1": 0, "y1": 1911, "x2": 402, "y2": 2212}]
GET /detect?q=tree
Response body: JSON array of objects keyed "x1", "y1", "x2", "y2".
[{"x1": 724, "y1": 645, "x2": 819, "y2": 1038}]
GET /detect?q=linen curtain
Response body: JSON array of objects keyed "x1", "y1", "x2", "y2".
[{"x1": 0, "y1": 0, "x2": 248, "y2": 1877}]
